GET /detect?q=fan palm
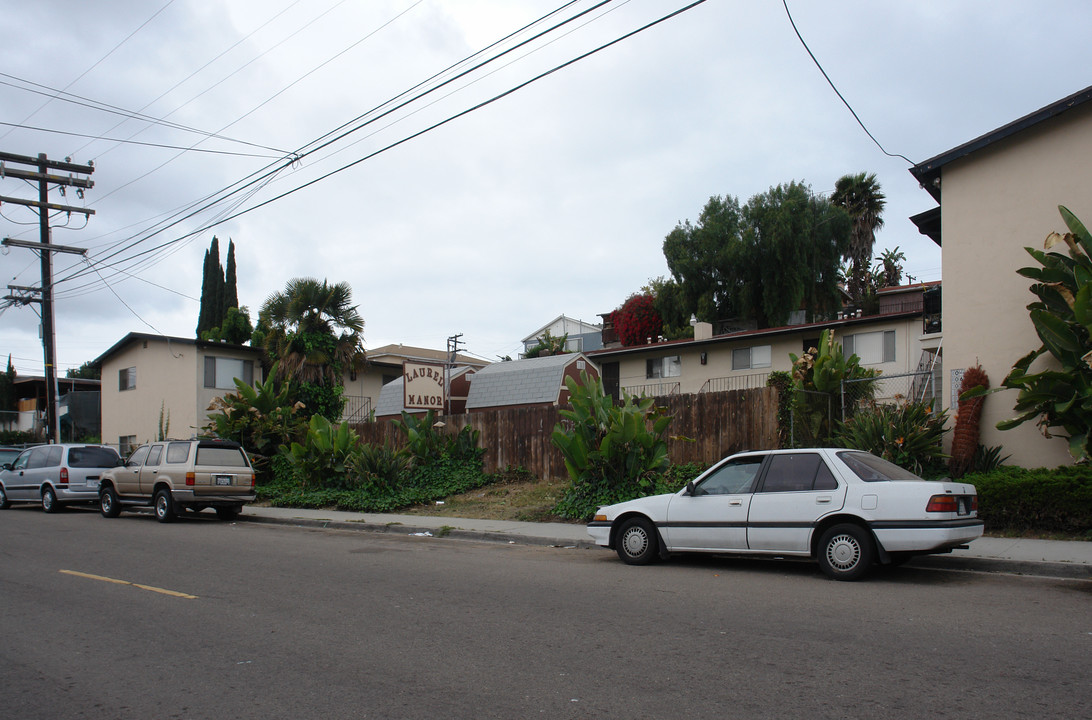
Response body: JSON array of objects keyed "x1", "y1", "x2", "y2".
[
  {"x1": 832, "y1": 172, "x2": 886, "y2": 303},
  {"x1": 259, "y1": 278, "x2": 365, "y2": 386}
]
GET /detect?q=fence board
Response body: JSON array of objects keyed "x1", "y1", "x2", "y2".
[{"x1": 351, "y1": 386, "x2": 779, "y2": 480}]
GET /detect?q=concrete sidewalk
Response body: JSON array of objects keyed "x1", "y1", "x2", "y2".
[{"x1": 236, "y1": 505, "x2": 1092, "y2": 580}]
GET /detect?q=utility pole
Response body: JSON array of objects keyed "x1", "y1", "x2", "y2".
[
  {"x1": 1, "y1": 151, "x2": 94, "y2": 442},
  {"x1": 445, "y1": 333, "x2": 464, "y2": 415}
]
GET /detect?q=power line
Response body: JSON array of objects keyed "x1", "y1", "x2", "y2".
[
  {"x1": 0, "y1": 119, "x2": 283, "y2": 158},
  {"x1": 50, "y1": 0, "x2": 599, "y2": 289},
  {"x1": 0, "y1": 0, "x2": 177, "y2": 143},
  {"x1": 782, "y1": 0, "x2": 913, "y2": 165}
]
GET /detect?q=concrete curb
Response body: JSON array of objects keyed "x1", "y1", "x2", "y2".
[
  {"x1": 236, "y1": 514, "x2": 1089, "y2": 579},
  {"x1": 237, "y1": 514, "x2": 602, "y2": 550},
  {"x1": 905, "y1": 554, "x2": 1092, "y2": 581}
]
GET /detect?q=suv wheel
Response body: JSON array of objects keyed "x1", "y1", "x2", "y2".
[
  {"x1": 42, "y1": 486, "x2": 62, "y2": 513},
  {"x1": 100, "y1": 486, "x2": 121, "y2": 518},
  {"x1": 154, "y1": 489, "x2": 176, "y2": 523}
]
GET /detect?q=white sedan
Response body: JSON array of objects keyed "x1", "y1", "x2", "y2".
[{"x1": 587, "y1": 448, "x2": 983, "y2": 580}]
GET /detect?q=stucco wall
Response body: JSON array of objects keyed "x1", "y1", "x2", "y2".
[
  {"x1": 939, "y1": 103, "x2": 1092, "y2": 468},
  {"x1": 101, "y1": 338, "x2": 262, "y2": 450},
  {"x1": 101, "y1": 339, "x2": 197, "y2": 449}
]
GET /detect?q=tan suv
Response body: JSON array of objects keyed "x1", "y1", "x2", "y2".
[{"x1": 98, "y1": 439, "x2": 255, "y2": 522}]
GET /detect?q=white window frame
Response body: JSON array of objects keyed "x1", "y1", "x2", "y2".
[
  {"x1": 119, "y1": 367, "x2": 136, "y2": 391},
  {"x1": 732, "y1": 345, "x2": 772, "y2": 371},
  {"x1": 204, "y1": 356, "x2": 254, "y2": 389},
  {"x1": 844, "y1": 330, "x2": 896, "y2": 365},
  {"x1": 646, "y1": 355, "x2": 682, "y2": 379}
]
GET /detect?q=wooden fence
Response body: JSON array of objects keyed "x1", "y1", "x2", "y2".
[{"x1": 351, "y1": 386, "x2": 778, "y2": 480}]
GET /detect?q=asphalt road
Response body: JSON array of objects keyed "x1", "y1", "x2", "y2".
[{"x1": 1, "y1": 507, "x2": 1089, "y2": 719}]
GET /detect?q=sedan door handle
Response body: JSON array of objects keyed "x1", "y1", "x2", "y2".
[
  {"x1": 816, "y1": 496, "x2": 832, "y2": 504},
  {"x1": 728, "y1": 498, "x2": 742, "y2": 506}
]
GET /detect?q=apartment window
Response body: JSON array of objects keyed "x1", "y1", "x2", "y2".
[
  {"x1": 204, "y1": 356, "x2": 254, "y2": 389},
  {"x1": 118, "y1": 367, "x2": 136, "y2": 391},
  {"x1": 119, "y1": 435, "x2": 137, "y2": 456},
  {"x1": 732, "y1": 345, "x2": 772, "y2": 370},
  {"x1": 844, "y1": 331, "x2": 895, "y2": 365},
  {"x1": 646, "y1": 355, "x2": 681, "y2": 379}
]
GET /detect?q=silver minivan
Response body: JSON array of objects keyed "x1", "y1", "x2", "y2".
[{"x1": 0, "y1": 444, "x2": 122, "y2": 512}]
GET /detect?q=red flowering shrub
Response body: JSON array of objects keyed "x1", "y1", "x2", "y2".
[{"x1": 611, "y1": 293, "x2": 663, "y2": 347}]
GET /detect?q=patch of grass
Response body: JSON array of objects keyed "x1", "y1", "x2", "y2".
[{"x1": 399, "y1": 478, "x2": 575, "y2": 523}]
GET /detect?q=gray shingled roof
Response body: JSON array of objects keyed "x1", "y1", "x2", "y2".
[
  {"x1": 374, "y1": 377, "x2": 407, "y2": 417},
  {"x1": 465, "y1": 353, "x2": 591, "y2": 409}
]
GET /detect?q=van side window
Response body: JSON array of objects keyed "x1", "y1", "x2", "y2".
[{"x1": 166, "y1": 442, "x2": 190, "y2": 464}]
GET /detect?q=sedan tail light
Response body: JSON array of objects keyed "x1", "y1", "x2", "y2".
[{"x1": 926, "y1": 495, "x2": 959, "y2": 512}]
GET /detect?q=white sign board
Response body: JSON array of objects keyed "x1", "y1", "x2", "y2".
[{"x1": 403, "y1": 361, "x2": 445, "y2": 411}]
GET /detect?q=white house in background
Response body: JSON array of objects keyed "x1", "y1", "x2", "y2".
[
  {"x1": 93, "y1": 333, "x2": 263, "y2": 455},
  {"x1": 521, "y1": 315, "x2": 603, "y2": 355}
]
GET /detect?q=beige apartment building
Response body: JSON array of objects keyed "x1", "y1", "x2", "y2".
[
  {"x1": 94, "y1": 333, "x2": 263, "y2": 454},
  {"x1": 910, "y1": 85, "x2": 1092, "y2": 468}
]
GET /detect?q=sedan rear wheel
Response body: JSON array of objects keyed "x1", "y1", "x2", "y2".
[
  {"x1": 154, "y1": 489, "x2": 176, "y2": 523},
  {"x1": 818, "y1": 524, "x2": 873, "y2": 581},
  {"x1": 615, "y1": 517, "x2": 658, "y2": 565},
  {"x1": 0, "y1": 485, "x2": 10, "y2": 510}
]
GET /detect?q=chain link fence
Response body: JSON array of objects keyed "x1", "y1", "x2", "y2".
[{"x1": 788, "y1": 370, "x2": 938, "y2": 447}]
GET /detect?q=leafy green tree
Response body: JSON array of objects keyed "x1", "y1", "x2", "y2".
[
  {"x1": 204, "y1": 306, "x2": 253, "y2": 346},
  {"x1": 259, "y1": 277, "x2": 365, "y2": 421},
  {"x1": 831, "y1": 172, "x2": 886, "y2": 304},
  {"x1": 664, "y1": 182, "x2": 851, "y2": 329},
  {"x1": 0, "y1": 356, "x2": 15, "y2": 412},
  {"x1": 65, "y1": 361, "x2": 100, "y2": 380},
  {"x1": 966, "y1": 206, "x2": 1092, "y2": 463},
  {"x1": 643, "y1": 277, "x2": 692, "y2": 340}
]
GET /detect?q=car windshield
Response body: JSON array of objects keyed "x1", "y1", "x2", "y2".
[
  {"x1": 837, "y1": 451, "x2": 924, "y2": 482},
  {"x1": 68, "y1": 447, "x2": 121, "y2": 468}
]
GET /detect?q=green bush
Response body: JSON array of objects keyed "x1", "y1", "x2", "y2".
[
  {"x1": 259, "y1": 453, "x2": 491, "y2": 513},
  {"x1": 283, "y1": 415, "x2": 361, "y2": 489},
  {"x1": 964, "y1": 466, "x2": 1092, "y2": 538},
  {"x1": 834, "y1": 399, "x2": 949, "y2": 477},
  {"x1": 551, "y1": 371, "x2": 672, "y2": 520}
]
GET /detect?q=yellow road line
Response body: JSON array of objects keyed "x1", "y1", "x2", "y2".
[{"x1": 59, "y1": 570, "x2": 198, "y2": 599}]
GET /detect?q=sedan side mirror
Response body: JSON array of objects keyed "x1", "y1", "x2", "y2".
[{"x1": 686, "y1": 480, "x2": 697, "y2": 496}]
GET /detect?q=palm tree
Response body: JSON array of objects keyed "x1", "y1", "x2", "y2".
[
  {"x1": 831, "y1": 172, "x2": 886, "y2": 304},
  {"x1": 258, "y1": 278, "x2": 365, "y2": 408}
]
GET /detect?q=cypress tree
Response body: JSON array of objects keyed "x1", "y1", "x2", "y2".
[
  {"x1": 224, "y1": 240, "x2": 239, "y2": 312},
  {"x1": 196, "y1": 247, "x2": 212, "y2": 336}
]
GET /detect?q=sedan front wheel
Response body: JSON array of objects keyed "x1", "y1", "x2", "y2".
[{"x1": 615, "y1": 517, "x2": 658, "y2": 565}]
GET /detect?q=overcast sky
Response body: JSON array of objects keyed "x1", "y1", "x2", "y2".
[{"x1": 3, "y1": 0, "x2": 1091, "y2": 376}]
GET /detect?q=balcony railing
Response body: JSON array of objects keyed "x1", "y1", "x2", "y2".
[
  {"x1": 622, "y1": 382, "x2": 681, "y2": 398},
  {"x1": 699, "y1": 372, "x2": 770, "y2": 393},
  {"x1": 341, "y1": 395, "x2": 373, "y2": 424}
]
